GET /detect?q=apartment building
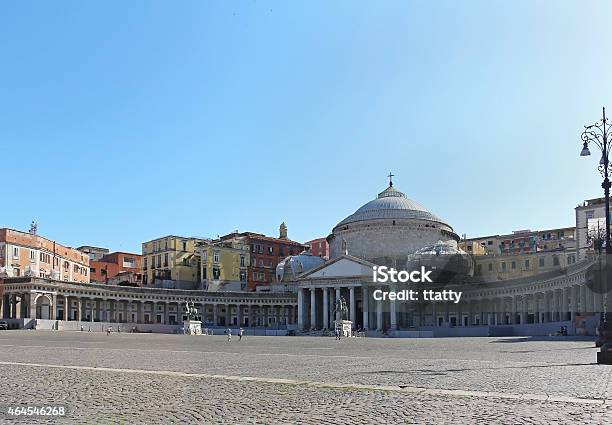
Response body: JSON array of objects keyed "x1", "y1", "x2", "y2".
[{"x1": 0, "y1": 227, "x2": 89, "y2": 283}]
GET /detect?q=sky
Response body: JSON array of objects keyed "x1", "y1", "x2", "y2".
[{"x1": 2, "y1": 1, "x2": 612, "y2": 253}]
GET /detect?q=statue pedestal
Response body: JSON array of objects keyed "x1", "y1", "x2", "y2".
[
  {"x1": 184, "y1": 320, "x2": 202, "y2": 335},
  {"x1": 334, "y1": 320, "x2": 353, "y2": 337}
]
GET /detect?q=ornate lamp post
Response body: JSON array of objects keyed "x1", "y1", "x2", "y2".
[{"x1": 580, "y1": 107, "x2": 612, "y2": 363}]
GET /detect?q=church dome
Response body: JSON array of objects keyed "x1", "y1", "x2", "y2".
[
  {"x1": 334, "y1": 184, "x2": 450, "y2": 229},
  {"x1": 276, "y1": 250, "x2": 325, "y2": 282}
]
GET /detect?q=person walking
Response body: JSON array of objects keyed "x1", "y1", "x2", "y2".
[
  {"x1": 227, "y1": 328, "x2": 232, "y2": 342},
  {"x1": 80, "y1": 325, "x2": 84, "y2": 332},
  {"x1": 106, "y1": 326, "x2": 112, "y2": 336},
  {"x1": 239, "y1": 327, "x2": 244, "y2": 341}
]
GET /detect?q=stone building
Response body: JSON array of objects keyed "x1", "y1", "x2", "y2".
[
  {"x1": 293, "y1": 180, "x2": 607, "y2": 336},
  {"x1": 1, "y1": 277, "x2": 297, "y2": 330}
]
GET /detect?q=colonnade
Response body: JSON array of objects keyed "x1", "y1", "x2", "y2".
[{"x1": 297, "y1": 283, "x2": 608, "y2": 331}]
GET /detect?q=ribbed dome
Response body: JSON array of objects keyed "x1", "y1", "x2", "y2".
[{"x1": 334, "y1": 184, "x2": 450, "y2": 228}]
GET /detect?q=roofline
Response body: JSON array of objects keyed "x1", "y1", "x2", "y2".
[{"x1": 298, "y1": 254, "x2": 376, "y2": 279}]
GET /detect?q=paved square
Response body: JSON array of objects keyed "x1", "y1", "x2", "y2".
[{"x1": 0, "y1": 331, "x2": 611, "y2": 423}]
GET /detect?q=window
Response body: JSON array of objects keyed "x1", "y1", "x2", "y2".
[
  {"x1": 539, "y1": 257, "x2": 545, "y2": 267},
  {"x1": 568, "y1": 255, "x2": 576, "y2": 265},
  {"x1": 90, "y1": 267, "x2": 96, "y2": 273},
  {"x1": 157, "y1": 255, "x2": 161, "y2": 267},
  {"x1": 258, "y1": 259, "x2": 264, "y2": 267},
  {"x1": 524, "y1": 259, "x2": 530, "y2": 269},
  {"x1": 29, "y1": 250, "x2": 35, "y2": 260},
  {"x1": 240, "y1": 271, "x2": 246, "y2": 281},
  {"x1": 213, "y1": 251, "x2": 220, "y2": 263},
  {"x1": 151, "y1": 256, "x2": 156, "y2": 268},
  {"x1": 488, "y1": 263, "x2": 493, "y2": 271},
  {"x1": 13, "y1": 247, "x2": 19, "y2": 259},
  {"x1": 553, "y1": 256, "x2": 560, "y2": 266},
  {"x1": 13, "y1": 268, "x2": 20, "y2": 277},
  {"x1": 511, "y1": 261, "x2": 516, "y2": 270},
  {"x1": 213, "y1": 268, "x2": 220, "y2": 279},
  {"x1": 182, "y1": 240, "x2": 187, "y2": 251},
  {"x1": 253, "y1": 272, "x2": 258, "y2": 280},
  {"x1": 251, "y1": 258, "x2": 256, "y2": 267},
  {"x1": 268, "y1": 246, "x2": 273, "y2": 254},
  {"x1": 144, "y1": 258, "x2": 148, "y2": 270},
  {"x1": 164, "y1": 254, "x2": 168, "y2": 267},
  {"x1": 240, "y1": 255, "x2": 245, "y2": 267},
  {"x1": 585, "y1": 210, "x2": 595, "y2": 220},
  {"x1": 183, "y1": 258, "x2": 190, "y2": 266},
  {"x1": 501, "y1": 262, "x2": 507, "y2": 271},
  {"x1": 487, "y1": 240, "x2": 493, "y2": 245}
]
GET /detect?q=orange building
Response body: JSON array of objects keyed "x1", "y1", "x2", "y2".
[
  {"x1": 89, "y1": 252, "x2": 142, "y2": 285},
  {"x1": 0, "y1": 227, "x2": 89, "y2": 283}
]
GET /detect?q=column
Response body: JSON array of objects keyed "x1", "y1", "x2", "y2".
[
  {"x1": 335, "y1": 287, "x2": 341, "y2": 321},
  {"x1": 90, "y1": 299, "x2": 94, "y2": 322},
  {"x1": 586, "y1": 284, "x2": 594, "y2": 314},
  {"x1": 213, "y1": 304, "x2": 219, "y2": 326},
  {"x1": 238, "y1": 305, "x2": 243, "y2": 326},
  {"x1": 323, "y1": 288, "x2": 329, "y2": 329},
  {"x1": 562, "y1": 287, "x2": 569, "y2": 322},
  {"x1": 77, "y1": 297, "x2": 83, "y2": 321},
  {"x1": 512, "y1": 295, "x2": 518, "y2": 325},
  {"x1": 225, "y1": 304, "x2": 231, "y2": 326},
  {"x1": 362, "y1": 286, "x2": 369, "y2": 330},
  {"x1": 570, "y1": 286, "x2": 579, "y2": 321},
  {"x1": 376, "y1": 291, "x2": 383, "y2": 331},
  {"x1": 248, "y1": 304, "x2": 254, "y2": 328},
  {"x1": 297, "y1": 289, "x2": 304, "y2": 330},
  {"x1": 389, "y1": 287, "x2": 397, "y2": 330},
  {"x1": 349, "y1": 287, "x2": 356, "y2": 324},
  {"x1": 109, "y1": 299, "x2": 115, "y2": 323},
  {"x1": 63, "y1": 296, "x2": 69, "y2": 321},
  {"x1": 310, "y1": 288, "x2": 317, "y2": 329},
  {"x1": 163, "y1": 302, "x2": 168, "y2": 324},
  {"x1": 263, "y1": 305, "x2": 268, "y2": 327},
  {"x1": 580, "y1": 285, "x2": 587, "y2": 315},
  {"x1": 137, "y1": 301, "x2": 144, "y2": 324}
]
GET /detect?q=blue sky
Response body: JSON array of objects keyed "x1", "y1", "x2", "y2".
[{"x1": 1, "y1": 1, "x2": 612, "y2": 253}]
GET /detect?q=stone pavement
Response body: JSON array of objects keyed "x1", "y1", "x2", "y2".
[{"x1": 0, "y1": 331, "x2": 610, "y2": 424}]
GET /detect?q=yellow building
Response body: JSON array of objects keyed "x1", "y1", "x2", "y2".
[
  {"x1": 472, "y1": 250, "x2": 577, "y2": 281},
  {"x1": 142, "y1": 235, "x2": 249, "y2": 290},
  {"x1": 197, "y1": 238, "x2": 250, "y2": 291},
  {"x1": 142, "y1": 236, "x2": 203, "y2": 287}
]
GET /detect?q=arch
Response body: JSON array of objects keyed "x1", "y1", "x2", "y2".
[{"x1": 35, "y1": 293, "x2": 53, "y2": 320}]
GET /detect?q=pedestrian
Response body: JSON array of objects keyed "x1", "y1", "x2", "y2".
[
  {"x1": 80, "y1": 325, "x2": 84, "y2": 332},
  {"x1": 117, "y1": 326, "x2": 121, "y2": 333},
  {"x1": 106, "y1": 326, "x2": 111, "y2": 336},
  {"x1": 239, "y1": 327, "x2": 244, "y2": 341},
  {"x1": 227, "y1": 328, "x2": 232, "y2": 342}
]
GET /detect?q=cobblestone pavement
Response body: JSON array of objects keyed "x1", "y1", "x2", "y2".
[{"x1": 0, "y1": 331, "x2": 611, "y2": 424}]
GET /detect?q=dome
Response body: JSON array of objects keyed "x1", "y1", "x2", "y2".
[
  {"x1": 276, "y1": 251, "x2": 325, "y2": 282},
  {"x1": 334, "y1": 184, "x2": 450, "y2": 229}
]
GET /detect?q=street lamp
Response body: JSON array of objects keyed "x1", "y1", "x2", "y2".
[
  {"x1": 580, "y1": 107, "x2": 612, "y2": 254},
  {"x1": 580, "y1": 106, "x2": 612, "y2": 363}
]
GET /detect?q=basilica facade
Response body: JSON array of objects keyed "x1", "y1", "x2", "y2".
[{"x1": 293, "y1": 181, "x2": 606, "y2": 336}]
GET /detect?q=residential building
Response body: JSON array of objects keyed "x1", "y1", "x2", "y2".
[
  {"x1": 575, "y1": 197, "x2": 611, "y2": 260},
  {"x1": 90, "y1": 252, "x2": 142, "y2": 285},
  {"x1": 308, "y1": 237, "x2": 329, "y2": 260},
  {"x1": 196, "y1": 237, "x2": 250, "y2": 292},
  {"x1": 222, "y1": 223, "x2": 308, "y2": 291},
  {"x1": 76, "y1": 246, "x2": 110, "y2": 261},
  {"x1": 464, "y1": 227, "x2": 576, "y2": 256},
  {"x1": 141, "y1": 236, "x2": 205, "y2": 289},
  {"x1": 0, "y1": 227, "x2": 89, "y2": 283}
]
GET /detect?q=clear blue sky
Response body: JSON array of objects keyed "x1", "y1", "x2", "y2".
[{"x1": 1, "y1": 1, "x2": 611, "y2": 253}]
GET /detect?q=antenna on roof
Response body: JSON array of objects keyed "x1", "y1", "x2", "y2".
[{"x1": 29, "y1": 220, "x2": 38, "y2": 236}]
